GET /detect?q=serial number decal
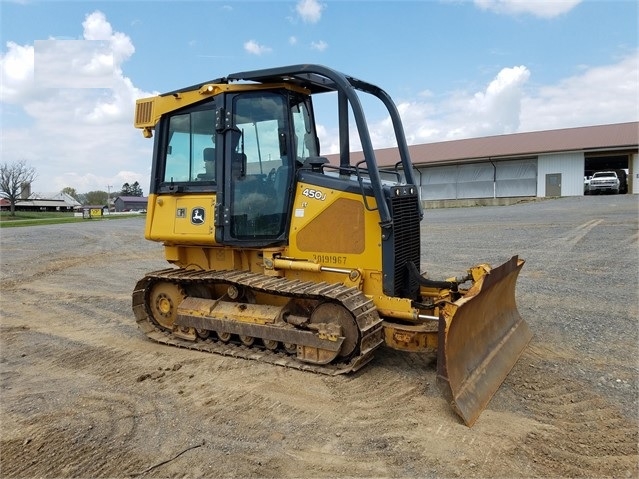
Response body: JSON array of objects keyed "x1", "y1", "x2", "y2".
[
  {"x1": 313, "y1": 254, "x2": 347, "y2": 265},
  {"x1": 302, "y1": 188, "x2": 326, "y2": 201}
]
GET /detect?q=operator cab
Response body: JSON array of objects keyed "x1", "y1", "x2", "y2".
[{"x1": 150, "y1": 87, "x2": 320, "y2": 247}]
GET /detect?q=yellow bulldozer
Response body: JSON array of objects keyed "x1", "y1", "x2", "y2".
[{"x1": 133, "y1": 64, "x2": 531, "y2": 426}]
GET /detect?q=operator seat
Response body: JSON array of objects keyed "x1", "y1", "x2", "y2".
[{"x1": 197, "y1": 147, "x2": 216, "y2": 181}]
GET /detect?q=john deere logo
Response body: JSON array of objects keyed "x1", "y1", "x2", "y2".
[{"x1": 191, "y1": 207, "x2": 205, "y2": 225}]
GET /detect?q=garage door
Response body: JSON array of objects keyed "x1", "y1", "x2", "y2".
[{"x1": 420, "y1": 159, "x2": 537, "y2": 200}]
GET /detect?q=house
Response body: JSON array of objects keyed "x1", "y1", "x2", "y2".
[
  {"x1": 114, "y1": 196, "x2": 148, "y2": 212},
  {"x1": 0, "y1": 191, "x2": 81, "y2": 212}
]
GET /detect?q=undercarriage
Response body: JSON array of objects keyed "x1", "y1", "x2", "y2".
[{"x1": 132, "y1": 268, "x2": 385, "y2": 375}]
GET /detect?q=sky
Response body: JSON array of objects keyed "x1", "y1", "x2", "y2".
[{"x1": 1, "y1": 0, "x2": 637, "y2": 196}]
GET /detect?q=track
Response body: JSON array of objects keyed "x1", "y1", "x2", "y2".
[{"x1": 132, "y1": 268, "x2": 385, "y2": 375}]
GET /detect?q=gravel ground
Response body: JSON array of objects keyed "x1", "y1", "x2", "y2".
[
  {"x1": 420, "y1": 195, "x2": 638, "y2": 417},
  {"x1": 0, "y1": 193, "x2": 637, "y2": 478}
]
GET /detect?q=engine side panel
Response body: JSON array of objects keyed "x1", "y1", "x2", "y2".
[{"x1": 287, "y1": 178, "x2": 384, "y2": 283}]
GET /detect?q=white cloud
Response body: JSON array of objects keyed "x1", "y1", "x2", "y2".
[
  {"x1": 0, "y1": 41, "x2": 36, "y2": 104},
  {"x1": 35, "y1": 40, "x2": 114, "y2": 88},
  {"x1": 83, "y1": 11, "x2": 135, "y2": 65},
  {"x1": 520, "y1": 52, "x2": 639, "y2": 131},
  {"x1": 310, "y1": 40, "x2": 328, "y2": 52},
  {"x1": 0, "y1": 10, "x2": 153, "y2": 194},
  {"x1": 296, "y1": 0, "x2": 324, "y2": 23},
  {"x1": 474, "y1": 0, "x2": 582, "y2": 18},
  {"x1": 244, "y1": 40, "x2": 272, "y2": 55},
  {"x1": 462, "y1": 65, "x2": 530, "y2": 135},
  {"x1": 82, "y1": 10, "x2": 114, "y2": 40},
  {"x1": 352, "y1": 53, "x2": 638, "y2": 151},
  {"x1": 385, "y1": 65, "x2": 531, "y2": 144},
  {"x1": 289, "y1": 36, "x2": 298, "y2": 46}
]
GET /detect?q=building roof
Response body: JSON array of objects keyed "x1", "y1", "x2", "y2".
[
  {"x1": 331, "y1": 121, "x2": 639, "y2": 167},
  {"x1": 32, "y1": 192, "x2": 82, "y2": 207},
  {"x1": 0, "y1": 191, "x2": 81, "y2": 208},
  {"x1": 8, "y1": 199, "x2": 74, "y2": 208},
  {"x1": 115, "y1": 196, "x2": 148, "y2": 202}
]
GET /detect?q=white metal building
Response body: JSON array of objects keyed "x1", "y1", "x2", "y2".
[{"x1": 360, "y1": 121, "x2": 638, "y2": 203}]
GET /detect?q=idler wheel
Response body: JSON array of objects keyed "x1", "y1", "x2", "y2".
[
  {"x1": 148, "y1": 282, "x2": 185, "y2": 332},
  {"x1": 309, "y1": 302, "x2": 360, "y2": 358}
]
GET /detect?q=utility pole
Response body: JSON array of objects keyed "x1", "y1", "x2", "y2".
[{"x1": 106, "y1": 185, "x2": 112, "y2": 214}]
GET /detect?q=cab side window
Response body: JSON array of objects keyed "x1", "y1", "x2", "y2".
[{"x1": 163, "y1": 108, "x2": 216, "y2": 184}]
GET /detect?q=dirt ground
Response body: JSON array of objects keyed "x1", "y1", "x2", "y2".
[{"x1": 1, "y1": 195, "x2": 637, "y2": 478}]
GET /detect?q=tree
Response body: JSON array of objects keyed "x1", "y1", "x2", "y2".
[
  {"x1": 121, "y1": 181, "x2": 143, "y2": 197},
  {"x1": 84, "y1": 190, "x2": 108, "y2": 206},
  {"x1": 62, "y1": 186, "x2": 79, "y2": 201},
  {"x1": 0, "y1": 160, "x2": 37, "y2": 216},
  {"x1": 130, "y1": 181, "x2": 143, "y2": 197}
]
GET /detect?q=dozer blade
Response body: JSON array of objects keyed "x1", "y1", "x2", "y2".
[{"x1": 437, "y1": 255, "x2": 532, "y2": 427}]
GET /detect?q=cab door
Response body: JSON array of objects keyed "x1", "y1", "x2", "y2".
[{"x1": 217, "y1": 90, "x2": 303, "y2": 246}]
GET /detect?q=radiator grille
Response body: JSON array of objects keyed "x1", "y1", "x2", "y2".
[
  {"x1": 135, "y1": 100, "x2": 154, "y2": 126},
  {"x1": 389, "y1": 193, "x2": 421, "y2": 298}
]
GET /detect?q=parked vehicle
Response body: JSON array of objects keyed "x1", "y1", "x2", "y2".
[
  {"x1": 614, "y1": 169, "x2": 629, "y2": 194},
  {"x1": 588, "y1": 171, "x2": 620, "y2": 194}
]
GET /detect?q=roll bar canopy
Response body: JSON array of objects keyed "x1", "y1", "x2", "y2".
[{"x1": 154, "y1": 65, "x2": 415, "y2": 227}]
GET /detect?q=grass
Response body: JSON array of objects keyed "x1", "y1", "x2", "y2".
[{"x1": 0, "y1": 211, "x2": 144, "y2": 228}]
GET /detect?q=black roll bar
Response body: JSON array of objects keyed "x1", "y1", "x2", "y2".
[{"x1": 226, "y1": 64, "x2": 422, "y2": 227}]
